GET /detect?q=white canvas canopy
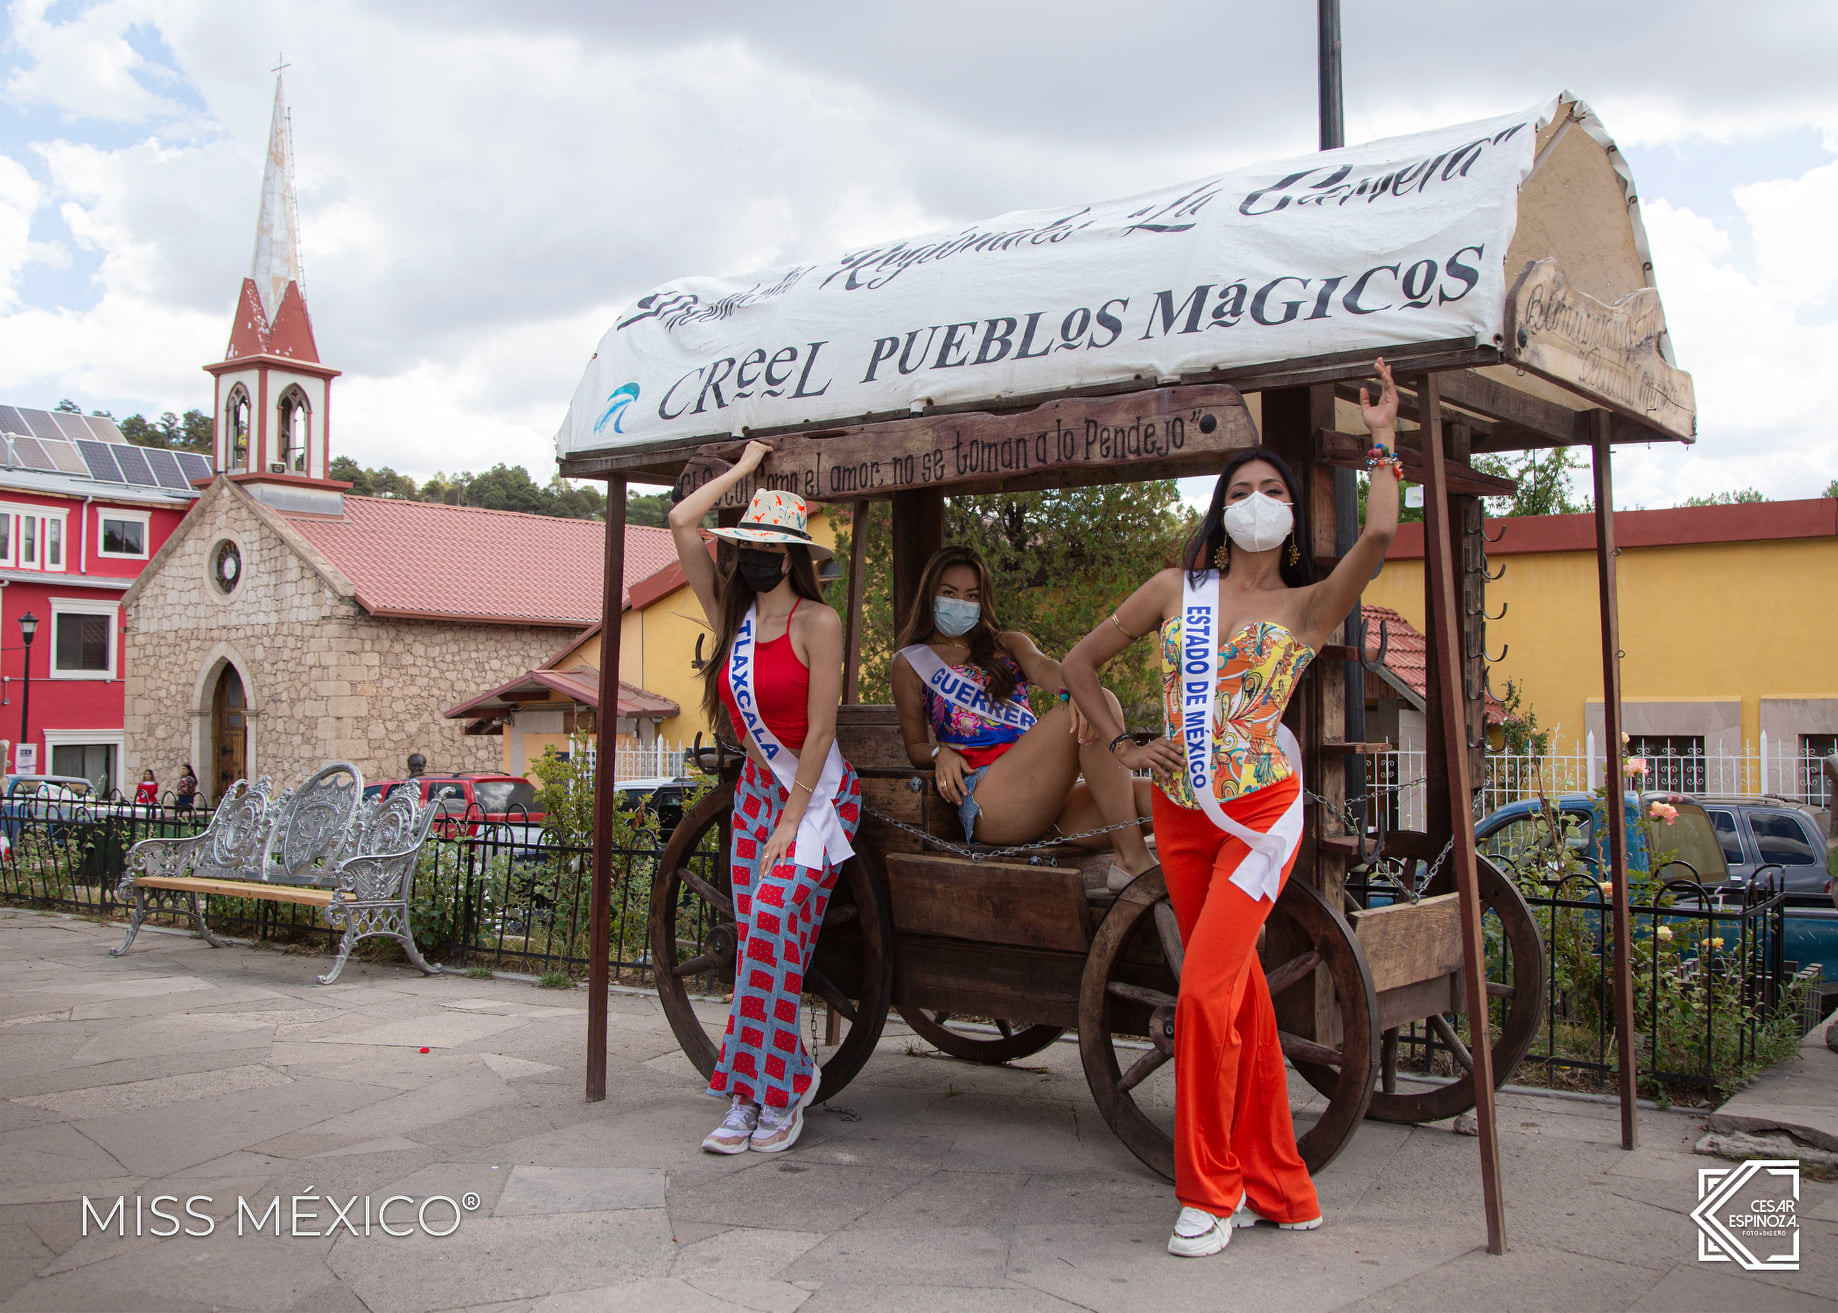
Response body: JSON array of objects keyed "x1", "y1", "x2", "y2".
[{"x1": 558, "y1": 93, "x2": 1693, "y2": 479}]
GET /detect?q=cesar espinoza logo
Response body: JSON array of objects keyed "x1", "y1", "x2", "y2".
[
  {"x1": 594, "y1": 383, "x2": 640, "y2": 436},
  {"x1": 1693, "y1": 1160, "x2": 1800, "y2": 1272}
]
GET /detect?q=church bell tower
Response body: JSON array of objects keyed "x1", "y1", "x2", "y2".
[{"x1": 203, "y1": 68, "x2": 343, "y2": 508}]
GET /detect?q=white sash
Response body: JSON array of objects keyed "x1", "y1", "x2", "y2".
[
  {"x1": 729, "y1": 604, "x2": 854, "y2": 868},
  {"x1": 1176, "y1": 570, "x2": 1306, "y2": 903},
  {"x1": 898, "y1": 645, "x2": 1038, "y2": 735}
]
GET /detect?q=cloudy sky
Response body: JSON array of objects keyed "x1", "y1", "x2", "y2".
[{"x1": 1, "y1": 1, "x2": 1834, "y2": 507}]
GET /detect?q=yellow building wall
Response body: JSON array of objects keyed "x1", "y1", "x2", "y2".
[
  {"x1": 617, "y1": 508, "x2": 840, "y2": 748},
  {"x1": 1361, "y1": 536, "x2": 1838, "y2": 748}
]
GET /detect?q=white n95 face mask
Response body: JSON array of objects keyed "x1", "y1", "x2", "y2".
[{"x1": 1221, "y1": 491, "x2": 1294, "y2": 554}]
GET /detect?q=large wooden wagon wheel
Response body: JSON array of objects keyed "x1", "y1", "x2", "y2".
[
  {"x1": 896, "y1": 1006, "x2": 1065, "y2": 1065},
  {"x1": 1320, "y1": 852, "x2": 1545, "y2": 1123},
  {"x1": 1078, "y1": 871, "x2": 1380, "y2": 1179},
  {"x1": 648, "y1": 782, "x2": 894, "y2": 1101}
]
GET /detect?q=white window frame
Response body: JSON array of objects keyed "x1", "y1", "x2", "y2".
[
  {"x1": 48, "y1": 597, "x2": 118, "y2": 681},
  {"x1": 96, "y1": 509, "x2": 152, "y2": 561},
  {"x1": 0, "y1": 500, "x2": 70, "y2": 573},
  {"x1": 43, "y1": 729, "x2": 124, "y2": 794}
]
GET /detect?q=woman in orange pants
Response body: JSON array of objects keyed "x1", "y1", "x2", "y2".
[{"x1": 1064, "y1": 359, "x2": 1401, "y2": 1257}]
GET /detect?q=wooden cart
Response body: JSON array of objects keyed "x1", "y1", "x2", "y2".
[{"x1": 569, "y1": 97, "x2": 1697, "y2": 1251}]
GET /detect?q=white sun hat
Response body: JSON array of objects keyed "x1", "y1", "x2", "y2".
[{"x1": 705, "y1": 488, "x2": 834, "y2": 561}]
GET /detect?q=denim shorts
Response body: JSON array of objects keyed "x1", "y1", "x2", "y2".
[{"x1": 957, "y1": 765, "x2": 992, "y2": 842}]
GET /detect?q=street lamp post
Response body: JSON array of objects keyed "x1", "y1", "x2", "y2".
[{"x1": 18, "y1": 611, "x2": 37, "y2": 773}]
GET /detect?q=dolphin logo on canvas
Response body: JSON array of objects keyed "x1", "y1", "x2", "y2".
[{"x1": 594, "y1": 383, "x2": 640, "y2": 435}]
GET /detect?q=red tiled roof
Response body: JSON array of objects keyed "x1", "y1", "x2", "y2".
[
  {"x1": 1359, "y1": 604, "x2": 1503, "y2": 724},
  {"x1": 443, "y1": 668, "x2": 678, "y2": 719},
  {"x1": 276, "y1": 497, "x2": 675, "y2": 626}
]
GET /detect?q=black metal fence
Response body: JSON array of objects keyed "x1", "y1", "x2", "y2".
[
  {"x1": 1349, "y1": 867, "x2": 1802, "y2": 1094},
  {"x1": 0, "y1": 801, "x2": 686, "y2": 982}
]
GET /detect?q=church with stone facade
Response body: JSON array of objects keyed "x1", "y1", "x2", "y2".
[{"x1": 121, "y1": 74, "x2": 671, "y2": 799}]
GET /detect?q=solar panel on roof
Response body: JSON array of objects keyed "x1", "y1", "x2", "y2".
[
  {"x1": 144, "y1": 446, "x2": 188, "y2": 490},
  {"x1": 20, "y1": 409, "x2": 62, "y2": 442},
  {"x1": 113, "y1": 443, "x2": 157, "y2": 486},
  {"x1": 82, "y1": 414, "x2": 126, "y2": 443},
  {"x1": 0, "y1": 406, "x2": 25, "y2": 436},
  {"x1": 11, "y1": 435, "x2": 53, "y2": 472},
  {"x1": 50, "y1": 412, "x2": 89, "y2": 442},
  {"x1": 76, "y1": 439, "x2": 124, "y2": 482},
  {"x1": 176, "y1": 452, "x2": 213, "y2": 485},
  {"x1": 41, "y1": 437, "x2": 86, "y2": 476}
]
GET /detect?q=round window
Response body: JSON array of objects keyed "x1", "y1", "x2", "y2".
[{"x1": 212, "y1": 540, "x2": 241, "y2": 594}]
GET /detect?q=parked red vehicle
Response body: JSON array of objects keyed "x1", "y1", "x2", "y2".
[{"x1": 363, "y1": 773, "x2": 544, "y2": 839}]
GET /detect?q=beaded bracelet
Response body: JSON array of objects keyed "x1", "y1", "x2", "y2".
[
  {"x1": 1057, "y1": 686, "x2": 1071, "y2": 703},
  {"x1": 1365, "y1": 445, "x2": 1403, "y2": 475}
]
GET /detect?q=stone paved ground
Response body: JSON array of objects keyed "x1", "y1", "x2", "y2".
[{"x1": 3, "y1": 906, "x2": 1835, "y2": 1313}]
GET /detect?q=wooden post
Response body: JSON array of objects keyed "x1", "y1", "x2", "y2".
[
  {"x1": 841, "y1": 500, "x2": 869, "y2": 705},
  {"x1": 1419, "y1": 373, "x2": 1507, "y2": 1253},
  {"x1": 586, "y1": 482, "x2": 627, "y2": 1102},
  {"x1": 1592, "y1": 413, "x2": 1639, "y2": 1149},
  {"x1": 889, "y1": 487, "x2": 944, "y2": 636}
]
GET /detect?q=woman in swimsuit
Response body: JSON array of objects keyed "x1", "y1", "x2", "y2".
[
  {"x1": 668, "y1": 439, "x2": 859, "y2": 1156},
  {"x1": 1062, "y1": 358, "x2": 1401, "y2": 1257},
  {"x1": 891, "y1": 545, "x2": 1156, "y2": 886}
]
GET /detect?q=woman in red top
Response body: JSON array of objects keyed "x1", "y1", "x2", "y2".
[
  {"x1": 134, "y1": 770, "x2": 158, "y2": 809},
  {"x1": 668, "y1": 440, "x2": 859, "y2": 1157}
]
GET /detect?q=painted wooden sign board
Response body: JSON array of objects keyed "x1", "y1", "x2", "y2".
[
  {"x1": 675, "y1": 384, "x2": 1258, "y2": 508},
  {"x1": 1503, "y1": 258, "x2": 1695, "y2": 442}
]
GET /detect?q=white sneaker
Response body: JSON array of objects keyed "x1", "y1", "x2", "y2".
[
  {"x1": 1167, "y1": 1205, "x2": 1233, "y2": 1257},
  {"x1": 749, "y1": 1066, "x2": 821, "y2": 1153},
  {"x1": 1231, "y1": 1199, "x2": 1323, "y2": 1231},
  {"x1": 700, "y1": 1097, "x2": 758, "y2": 1154}
]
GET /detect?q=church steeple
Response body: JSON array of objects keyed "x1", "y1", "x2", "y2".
[
  {"x1": 251, "y1": 69, "x2": 304, "y2": 332},
  {"x1": 205, "y1": 64, "x2": 341, "y2": 503}
]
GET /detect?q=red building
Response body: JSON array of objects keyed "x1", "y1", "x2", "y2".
[{"x1": 0, "y1": 405, "x2": 206, "y2": 790}]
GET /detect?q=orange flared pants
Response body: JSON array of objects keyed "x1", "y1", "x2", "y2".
[{"x1": 1153, "y1": 777, "x2": 1320, "y2": 1222}]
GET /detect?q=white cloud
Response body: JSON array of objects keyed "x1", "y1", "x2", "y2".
[{"x1": 2, "y1": 0, "x2": 179, "y2": 123}]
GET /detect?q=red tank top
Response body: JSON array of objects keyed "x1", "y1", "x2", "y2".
[{"x1": 720, "y1": 598, "x2": 811, "y2": 752}]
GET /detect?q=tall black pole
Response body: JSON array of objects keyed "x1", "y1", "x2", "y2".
[
  {"x1": 19, "y1": 631, "x2": 33, "y2": 769},
  {"x1": 1318, "y1": 0, "x2": 1344, "y2": 149},
  {"x1": 1319, "y1": 0, "x2": 1365, "y2": 820}
]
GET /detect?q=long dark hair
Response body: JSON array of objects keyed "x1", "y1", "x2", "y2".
[
  {"x1": 1181, "y1": 446, "x2": 1317, "y2": 589},
  {"x1": 699, "y1": 539, "x2": 826, "y2": 729},
  {"x1": 892, "y1": 545, "x2": 1020, "y2": 706}
]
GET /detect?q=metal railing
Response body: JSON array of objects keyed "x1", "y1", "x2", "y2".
[
  {"x1": 1348, "y1": 864, "x2": 1803, "y2": 1093},
  {"x1": 0, "y1": 800, "x2": 705, "y2": 983}
]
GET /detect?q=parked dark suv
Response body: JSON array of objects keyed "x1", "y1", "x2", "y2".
[{"x1": 1694, "y1": 796, "x2": 1832, "y2": 899}]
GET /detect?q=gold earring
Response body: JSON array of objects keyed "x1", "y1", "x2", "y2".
[
  {"x1": 1213, "y1": 539, "x2": 1229, "y2": 569},
  {"x1": 1286, "y1": 538, "x2": 1300, "y2": 567}
]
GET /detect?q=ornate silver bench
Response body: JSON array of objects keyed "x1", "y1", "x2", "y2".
[{"x1": 110, "y1": 763, "x2": 444, "y2": 985}]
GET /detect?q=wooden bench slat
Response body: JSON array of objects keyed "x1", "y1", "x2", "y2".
[{"x1": 136, "y1": 875, "x2": 336, "y2": 907}]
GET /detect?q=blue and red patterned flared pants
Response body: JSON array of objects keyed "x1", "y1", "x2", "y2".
[{"x1": 706, "y1": 756, "x2": 861, "y2": 1110}]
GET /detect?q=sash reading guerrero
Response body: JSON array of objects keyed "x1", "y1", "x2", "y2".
[
  {"x1": 729, "y1": 605, "x2": 854, "y2": 868},
  {"x1": 898, "y1": 645, "x2": 1039, "y2": 734},
  {"x1": 1177, "y1": 570, "x2": 1306, "y2": 903}
]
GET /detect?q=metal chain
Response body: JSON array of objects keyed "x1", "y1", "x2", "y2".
[{"x1": 860, "y1": 804, "x2": 1143, "y2": 863}]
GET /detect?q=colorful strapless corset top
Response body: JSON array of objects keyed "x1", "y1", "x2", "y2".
[{"x1": 1158, "y1": 617, "x2": 1314, "y2": 809}]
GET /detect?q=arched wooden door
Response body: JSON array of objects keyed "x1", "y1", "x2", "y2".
[{"x1": 210, "y1": 665, "x2": 247, "y2": 801}]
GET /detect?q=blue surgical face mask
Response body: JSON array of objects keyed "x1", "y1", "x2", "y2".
[{"x1": 933, "y1": 597, "x2": 981, "y2": 637}]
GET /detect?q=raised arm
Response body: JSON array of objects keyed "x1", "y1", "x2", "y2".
[
  {"x1": 1301, "y1": 357, "x2": 1401, "y2": 645},
  {"x1": 667, "y1": 440, "x2": 770, "y2": 626}
]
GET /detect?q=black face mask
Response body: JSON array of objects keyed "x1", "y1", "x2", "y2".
[{"x1": 736, "y1": 548, "x2": 787, "y2": 594}]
